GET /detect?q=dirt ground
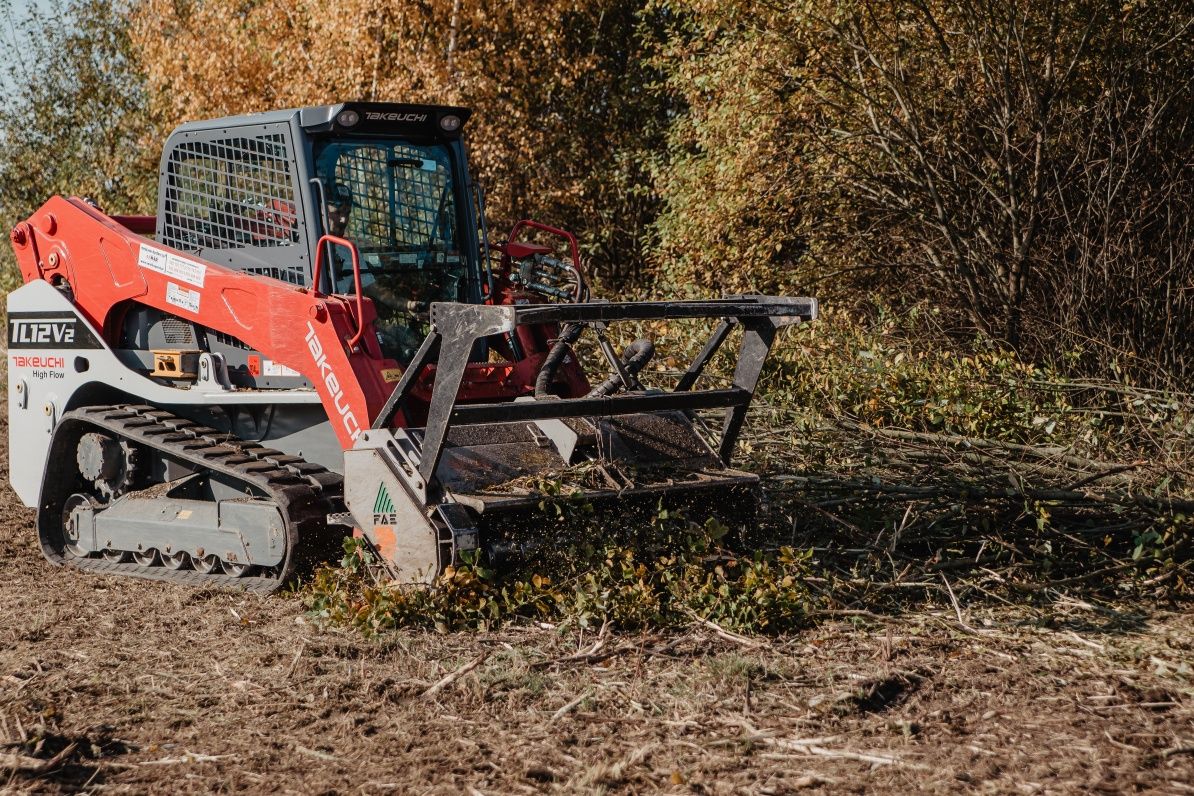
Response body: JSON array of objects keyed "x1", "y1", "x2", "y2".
[{"x1": 1, "y1": 419, "x2": 1192, "y2": 794}]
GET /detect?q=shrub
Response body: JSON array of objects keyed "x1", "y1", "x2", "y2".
[
  {"x1": 650, "y1": 0, "x2": 1194, "y2": 385},
  {"x1": 305, "y1": 512, "x2": 817, "y2": 635}
]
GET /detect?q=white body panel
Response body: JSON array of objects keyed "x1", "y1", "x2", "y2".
[{"x1": 6, "y1": 280, "x2": 324, "y2": 507}]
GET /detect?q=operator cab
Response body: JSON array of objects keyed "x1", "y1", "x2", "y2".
[
  {"x1": 308, "y1": 106, "x2": 481, "y2": 362},
  {"x1": 155, "y1": 102, "x2": 484, "y2": 366}
]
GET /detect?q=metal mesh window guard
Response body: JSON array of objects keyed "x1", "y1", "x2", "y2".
[
  {"x1": 325, "y1": 143, "x2": 455, "y2": 251},
  {"x1": 162, "y1": 134, "x2": 300, "y2": 253}
]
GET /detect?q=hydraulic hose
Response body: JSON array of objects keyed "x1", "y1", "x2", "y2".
[
  {"x1": 587, "y1": 338, "x2": 655, "y2": 397},
  {"x1": 534, "y1": 322, "x2": 585, "y2": 398}
]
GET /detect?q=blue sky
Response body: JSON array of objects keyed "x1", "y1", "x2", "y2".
[
  {"x1": 5, "y1": 0, "x2": 53, "y2": 23},
  {"x1": 1, "y1": 0, "x2": 56, "y2": 90}
]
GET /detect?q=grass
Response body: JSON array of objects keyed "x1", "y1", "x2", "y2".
[{"x1": 308, "y1": 302, "x2": 1194, "y2": 637}]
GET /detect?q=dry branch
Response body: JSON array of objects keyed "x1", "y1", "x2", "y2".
[{"x1": 420, "y1": 651, "x2": 491, "y2": 699}]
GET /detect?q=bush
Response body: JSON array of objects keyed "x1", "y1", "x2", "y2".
[
  {"x1": 305, "y1": 511, "x2": 817, "y2": 635},
  {"x1": 650, "y1": 0, "x2": 1194, "y2": 385},
  {"x1": 0, "y1": 0, "x2": 157, "y2": 291}
]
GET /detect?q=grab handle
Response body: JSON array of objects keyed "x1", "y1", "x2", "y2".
[{"x1": 310, "y1": 234, "x2": 367, "y2": 351}]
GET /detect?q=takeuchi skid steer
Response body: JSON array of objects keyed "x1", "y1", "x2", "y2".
[{"x1": 6, "y1": 102, "x2": 816, "y2": 591}]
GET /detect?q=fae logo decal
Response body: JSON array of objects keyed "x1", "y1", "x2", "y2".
[{"x1": 373, "y1": 484, "x2": 398, "y2": 525}]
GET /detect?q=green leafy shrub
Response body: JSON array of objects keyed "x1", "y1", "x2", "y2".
[
  {"x1": 305, "y1": 511, "x2": 817, "y2": 636},
  {"x1": 764, "y1": 305, "x2": 1078, "y2": 443},
  {"x1": 648, "y1": 0, "x2": 1194, "y2": 386}
]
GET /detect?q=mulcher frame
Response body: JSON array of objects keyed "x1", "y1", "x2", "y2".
[{"x1": 372, "y1": 297, "x2": 818, "y2": 503}]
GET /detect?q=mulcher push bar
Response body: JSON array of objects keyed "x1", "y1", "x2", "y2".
[{"x1": 372, "y1": 296, "x2": 818, "y2": 490}]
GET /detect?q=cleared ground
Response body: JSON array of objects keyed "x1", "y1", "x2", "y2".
[{"x1": 1, "y1": 416, "x2": 1192, "y2": 794}]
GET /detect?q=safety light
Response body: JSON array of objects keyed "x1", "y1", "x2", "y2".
[
  {"x1": 336, "y1": 109, "x2": 360, "y2": 128},
  {"x1": 439, "y1": 114, "x2": 462, "y2": 132}
]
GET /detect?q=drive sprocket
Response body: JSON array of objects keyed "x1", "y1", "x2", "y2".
[{"x1": 75, "y1": 431, "x2": 137, "y2": 499}]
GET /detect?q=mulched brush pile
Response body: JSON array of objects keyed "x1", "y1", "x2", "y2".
[
  {"x1": 2, "y1": 400, "x2": 1193, "y2": 792},
  {"x1": 746, "y1": 402, "x2": 1192, "y2": 612}
]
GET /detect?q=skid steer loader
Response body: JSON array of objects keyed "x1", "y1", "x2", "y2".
[{"x1": 6, "y1": 102, "x2": 816, "y2": 591}]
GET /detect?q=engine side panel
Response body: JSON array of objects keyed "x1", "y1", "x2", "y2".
[
  {"x1": 6, "y1": 280, "x2": 336, "y2": 508},
  {"x1": 10, "y1": 197, "x2": 392, "y2": 448}
]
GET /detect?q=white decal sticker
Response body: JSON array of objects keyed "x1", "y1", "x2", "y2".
[
  {"x1": 165, "y1": 282, "x2": 201, "y2": 314},
  {"x1": 263, "y1": 358, "x2": 300, "y2": 378},
  {"x1": 139, "y1": 242, "x2": 206, "y2": 287}
]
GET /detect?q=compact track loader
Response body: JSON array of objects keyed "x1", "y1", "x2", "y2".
[{"x1": 6, "y1": 102, "x2": 816, "y2": 590}]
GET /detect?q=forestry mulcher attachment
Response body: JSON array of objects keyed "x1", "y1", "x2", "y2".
[{"x1": 6, "y1": 103, "x2": 816, "y2": 591}]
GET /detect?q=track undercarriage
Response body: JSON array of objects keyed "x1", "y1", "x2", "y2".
[{"x1": 39, "y1": 404, "x2": 343, "y2": 592}]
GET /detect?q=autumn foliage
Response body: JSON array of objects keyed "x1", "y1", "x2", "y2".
[
  {"x1": 130, "y1": 0, "x2": 668, "y2": 285},
  {"x1": 1, "y1": 0, "x2": 1191, "y2": 384}
]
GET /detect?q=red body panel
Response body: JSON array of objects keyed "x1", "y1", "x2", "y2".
[{"x1": 9, "y1": 197, "x2": 564, "y2": 449}]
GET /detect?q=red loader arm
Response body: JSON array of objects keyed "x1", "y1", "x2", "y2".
[{"x1": 10, "y1": 197, "x2": 389, "y2": 448}]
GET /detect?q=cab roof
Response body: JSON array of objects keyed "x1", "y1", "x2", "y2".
[{"x1": 170, "y1": 102, "x2": 473, "y2": 140}]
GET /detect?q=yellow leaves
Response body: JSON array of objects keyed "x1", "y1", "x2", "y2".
[{"x1": 128, "y1": 0, "x2": 636, "y2": 242}]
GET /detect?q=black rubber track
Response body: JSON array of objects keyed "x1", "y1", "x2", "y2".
[{"x1": 36, "y1": 404, "x2": 345, "y2": 594}]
